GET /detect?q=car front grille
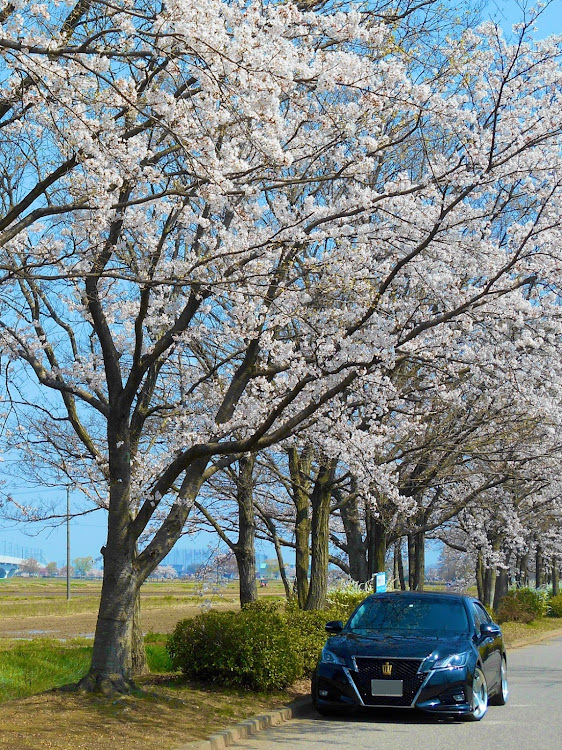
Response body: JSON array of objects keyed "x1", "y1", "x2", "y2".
[{"x1": 350, "y1": 657, "x2": 424, "y2": 707}]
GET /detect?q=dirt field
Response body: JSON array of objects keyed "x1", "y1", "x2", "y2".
[
  {"x1": 0, "y1": 600, "x2": 237, "y2": 639},
  {"x1": 0, "y1": 578, "x2": 254, "y2": 638}
]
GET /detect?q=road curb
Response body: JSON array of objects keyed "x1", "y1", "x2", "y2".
[{"x1": 173, "y1": 697, "x2": 313, "y2": 750}]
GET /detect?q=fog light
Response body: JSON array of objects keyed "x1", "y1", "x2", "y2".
[
  {"x1": 453, "y1": 693, "x2": 465, "y2": 702},
  {"x1": 319, "y1": 690, "x2": 329, "y2": 697}
]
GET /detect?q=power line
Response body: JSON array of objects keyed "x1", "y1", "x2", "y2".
[{"x1": 0, "y1": 539, "x2": 47, "y2": 563}]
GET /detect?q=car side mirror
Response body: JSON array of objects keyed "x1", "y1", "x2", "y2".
[
  {"x1": 325, "y1": 620, "x2": 344, "y2": 634},
  {"x1": 480, "y1": 622, "x2": 501, "y2": 638}
]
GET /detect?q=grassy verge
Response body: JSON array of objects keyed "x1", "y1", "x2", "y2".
[
  {"x1": 501, "y1": 617, "x2": 562, "y2": 647},
  {"x1": 0, "y1": 636, "x2": 174, "y2": 702}
]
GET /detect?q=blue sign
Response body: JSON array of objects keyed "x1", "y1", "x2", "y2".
[{"x1": 375, "y1": 572, "x2": 386, "y2": 592}]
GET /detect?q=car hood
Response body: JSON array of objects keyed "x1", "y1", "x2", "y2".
[{"x1": 326, "y1": 632, "x2": 473, "y2": 661}]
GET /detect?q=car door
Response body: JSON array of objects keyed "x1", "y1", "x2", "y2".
[{"x1": 471, "y1": 601, "x2": 500, "y2": 690}]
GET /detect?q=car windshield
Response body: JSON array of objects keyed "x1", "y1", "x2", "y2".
[{"x1": 347, "y1": 596, "x2": 469, "y2": 635}]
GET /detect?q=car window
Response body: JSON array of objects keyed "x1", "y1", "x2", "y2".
[
  {"x1": 474, "y1": 602, "x2": 491, "y2": 624},
  {"x1": 471, "y1": 603, "x2": 483, "y2": 631},
  {"x1": 347, "y1": 597, "x2": 470, "y2": 634}
]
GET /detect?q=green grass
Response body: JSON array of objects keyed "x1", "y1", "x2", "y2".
[
  {"x1": 0, "y1": 639, "x2": 92, "y2": 702},
  {"x1": 0, "y1": 635, "x2": 173, "y2": 703}
]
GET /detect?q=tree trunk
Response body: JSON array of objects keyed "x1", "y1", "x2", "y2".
[
  {"x1": 288, "y1": 446, "x2": 312, "y2": 608},
  {"x1": 514, "y1": 555, "x2": 522, "y2": 587},
  {"x1": 519, "y1": 553, "x2": 528, "y2": 587},
  {"x1": 273, "y1": 533, "x2": 292, "y2": 601},
  {"x1": 367, "y1": 513, "x2": 387, "y2": 584},
  {"x1": 412, "y1": 531, "x2": 425, "y2": 591},
  {"x1": 407, "y1": 531, "x2": 424, "y2": 590},
  {"x1": 365, "y1": 507, "x2": 376, "y2": 582},
  {"x1": 535, "y1": 544, "x2": 543, "y2": 589},
  {"x1": 476, "y1": 550, "x2": 484, "y2": 602},
  {"x1": 552, "y1": 559, "x2": 560, "y2": 597},
  {"x1": 78, "y1": 545, "x2": 138, "y2": 693},
  {"x1": 408, "y1": 534, "x2": 415, "y2": 590},
  {"x1": 305, "y1": 460, "x2": 336, "y2": 611},
  {"x1": 265, "y1": 515, "x2": 292, "y2": 601},
  {"x1": 234, "y1": 455, "x2": 257, "y2": 607},
  {"x1": 132, "y1": 589, "x2": 148, "y2": 675},
  {"x1": 78, "y1": 423, "x2": 207, "y2": 694},
  {"x1": 396, "y1": 539, "x2": 406, "y2": 590},
  {"x1": 483, "y1": 566, "x2": 496, "y2": 608},
  {"x1": 493, "y1": 567, "x2": 509, "y2": 612},
  {"x1": 340, "y1": 492, "x2": 368, "y2": 584},
  {"x1": 77, "y1": 424, "x2": 139, "y2": 693}
]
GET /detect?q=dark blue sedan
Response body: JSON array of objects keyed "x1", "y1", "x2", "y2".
[{"x1": 312, "y1": 591, "x2": 508, "y2": 721}]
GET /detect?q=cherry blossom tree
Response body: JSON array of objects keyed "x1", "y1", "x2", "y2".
[{"x1": 0, "y1": 0, "x2": 561, "y2": 693}]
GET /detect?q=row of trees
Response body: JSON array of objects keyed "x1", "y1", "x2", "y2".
[
  {"x1": 18, "y1": 556, "x2": 99, "y2": 577},
  {"x1": 0, "y1": 0, "x2": 561, "y2": 693}
]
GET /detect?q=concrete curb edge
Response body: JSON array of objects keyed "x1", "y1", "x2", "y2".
[{"x1": 174, "y1": 697, "x2": 313, "y2": 750}]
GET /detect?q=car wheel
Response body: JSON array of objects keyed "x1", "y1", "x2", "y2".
[
  {"x1": 467, "y1": 666, "x2": 488, "y2": 721},
  {"x1": 489, "y1": 658, "x2": 508, "y2": 706}
]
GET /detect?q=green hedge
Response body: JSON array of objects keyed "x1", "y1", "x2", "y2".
[
  {"x1": 167, "y1": 608, "x2": 303, "y2": 691},
  {"x1": 496, "y1": 587, "x2": 549, "y2": 623},
  {"x1": 167, "y1": 595, "x2": 367, "y2": 691},
  {"x1": 548, "y1": 593, "x2": 562, "y2": 618}
]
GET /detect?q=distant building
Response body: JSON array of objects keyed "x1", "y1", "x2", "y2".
[{"x1": 161, "y1": 547, "x2": 211, "y2": 576}]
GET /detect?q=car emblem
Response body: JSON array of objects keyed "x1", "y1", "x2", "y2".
[{"x1": 382, "y1": 661, "x2": 393, "y2": 676}]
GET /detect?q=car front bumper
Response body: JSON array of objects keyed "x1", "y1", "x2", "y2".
[{"x1": 314, "y1": 661, "x2": 476, "y2": 715}]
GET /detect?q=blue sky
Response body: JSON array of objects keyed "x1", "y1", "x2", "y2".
[
  {"x1": 489, "y1": 0, "x2": 561, "y2": 36},
  {"x1": 1, "y1": 0, "x2": 560, "y2": 568}
]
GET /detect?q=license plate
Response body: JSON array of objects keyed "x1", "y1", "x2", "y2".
[{"x1": 371, "y1": 679, "x2": 403, "y2": 697}]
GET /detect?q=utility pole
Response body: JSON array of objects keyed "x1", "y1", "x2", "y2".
[{"x1": 66, "y1": 485, "x2": 71, "y2": 601}]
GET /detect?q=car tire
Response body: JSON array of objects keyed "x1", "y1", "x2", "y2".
[
  {"x1": 315, "y1": 705, "x2": 334, "y2": 716},
  {"x1": 489, "y1": 658, "x2": 508, "y2": 706},
  {"x1": 467, "y1": 666, "x2": 488, "y2": 721}
]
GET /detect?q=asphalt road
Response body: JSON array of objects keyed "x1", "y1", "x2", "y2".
[{"x1": 230, "y1": 636, "x2": 562, "y2": 750}]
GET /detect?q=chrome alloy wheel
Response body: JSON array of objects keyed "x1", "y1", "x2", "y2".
[
  {"x1": 468, "y1": 667, "x2": 488, "y2": 720},
  {"x1": 500, "y1": 659, "x2": 509, "y2": 702},
  {"x1": 490, "y1": 658, "x2": 509, "y2": 705}
]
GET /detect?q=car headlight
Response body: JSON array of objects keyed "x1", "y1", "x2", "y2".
[
  {"x1": 320, "y1": 647, "x2": 346, "y2": 665},
  {"x1": 433, "y1": 652, "x2": 469, "y2": 670}
]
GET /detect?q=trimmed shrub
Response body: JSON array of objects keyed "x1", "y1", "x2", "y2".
[
  {"x1": 285, "y1": 608, "x2": 337, "y2": 676},
  {"x1": 548, "y1": 593, "x2": 562, "y2": 618},
  {"x1": 166, "y1": 595, "x2": 363, "y2": 690},
  {"x1": 496, "y1": 587, "x2": 548, "y2": 623},
  {"x1": 167, "y1": 609, "x2": 303, "y2": 691}
]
